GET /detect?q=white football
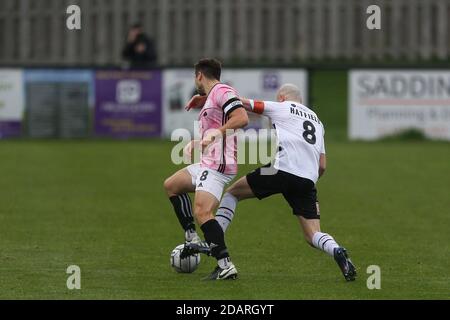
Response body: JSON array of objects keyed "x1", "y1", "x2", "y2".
[{"x1": 170, "y1": 244, "x2": 201, "y2": 273}]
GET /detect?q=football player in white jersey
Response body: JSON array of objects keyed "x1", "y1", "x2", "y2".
[{"x1": 213, "y1": 83, "x2": 357, "y2": 281}]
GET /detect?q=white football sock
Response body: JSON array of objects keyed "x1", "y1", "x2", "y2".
[
  {"x1": 185, "y1": 229, "x2": 199, "y2": 242},
  {"x1": 215, "y1": 193, "x2": 238, "y2": 232},
  {"x1": 312, "y1": 232, "x2": 340, "y2": 256},
  {"x1": 218, "y1": 257, "x2": 233, "y2": 269}
]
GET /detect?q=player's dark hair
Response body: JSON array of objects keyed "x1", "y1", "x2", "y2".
[{"x1": 194, "y1": 58, "x2": 222, "y2": 80}]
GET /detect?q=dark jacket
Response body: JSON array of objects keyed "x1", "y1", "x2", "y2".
[{"x1": 122, "y1": 33, "x2": 157, "y2": 68}]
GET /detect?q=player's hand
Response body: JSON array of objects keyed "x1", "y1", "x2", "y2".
[
  {"x1": 185, "y1": 95, "x2": 207, "y2": 111},
  {"x1": 135, "y1": 42, "x2": 146, "y2": 53},
  {"x1": 183, "y1": 140, "x2": 199, "y2": 160},
  {"x1": 200, "y1": 130, "x2": 222, "y2": 152}
]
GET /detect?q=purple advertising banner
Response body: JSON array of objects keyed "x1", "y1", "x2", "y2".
[
  {"x1": 0, "y1": 69, "x2": 24, "y2": 139},
  {"x1": 95, "y1": 70, "x2": 162, "y2": 138},
  {"x1": 0, "y1": 121, "x2": 21, "y2": 138}
]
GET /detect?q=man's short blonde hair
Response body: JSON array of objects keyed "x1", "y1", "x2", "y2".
[{"x1": 277, "y1": 83, "x2": 302, "y2": 103}]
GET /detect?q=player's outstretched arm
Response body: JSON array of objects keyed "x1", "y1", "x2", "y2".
[
  {"x1": 185, "y1": 94, "x2": 207, "y2": 111},
  {"x1": 239, "y1": 97, "x2": 265, "y2": 114},
  {"x1": 239, "y1": 97, "x2": 253, "y2": 112}
]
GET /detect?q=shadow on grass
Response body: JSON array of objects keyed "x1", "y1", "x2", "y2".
[{"x1": 379, "y1": 129, "x2": 432, "y2": 142}]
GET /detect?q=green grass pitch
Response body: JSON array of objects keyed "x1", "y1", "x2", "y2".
[
  {"x1": 0, "y1": 71, "x2": 448, "y2": 299},
  {"x1": 0, "y1": 139, "x2": 448, "y2": 299}
]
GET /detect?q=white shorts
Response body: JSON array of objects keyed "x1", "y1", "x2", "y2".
[{"x1": 186, "y1": 163, "x2": 235, "y2": 202}]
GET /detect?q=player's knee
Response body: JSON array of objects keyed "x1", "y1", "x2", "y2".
[
  {"x1": 225, "y1": 185, "x2": 237, "y2": 197},
  {"x1": 163, "y1": 177, "x2": 176, "y2": 195},
  {"x1": 225, "y1": 184, "x2": 243, "y2": 201},
  {"x1": 194, "y1": 203, "x2": 213, "y2": 222},
  {"x1": 195, "y1": 205, "x2": 211, "y2": 218}
]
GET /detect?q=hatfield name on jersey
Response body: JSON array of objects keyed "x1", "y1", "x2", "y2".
[{"x1": 289, "y1": 104, "x2": 321, "y2": 125}]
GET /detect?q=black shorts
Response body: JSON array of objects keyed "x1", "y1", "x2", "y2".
[{"x1": 246, "y1": 164, "x2": 320, "y2": 219}]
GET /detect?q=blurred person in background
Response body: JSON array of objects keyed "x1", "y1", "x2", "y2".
[{"x1": 122, "y1": 23, "x2": 157, "y2": 69}]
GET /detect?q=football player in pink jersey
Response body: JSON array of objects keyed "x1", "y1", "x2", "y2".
[{"x1": 164, "y1": 58, "x2": 248, "y2": 280}]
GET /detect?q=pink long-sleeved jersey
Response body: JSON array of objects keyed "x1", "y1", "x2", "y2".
[{"x1": 198, "y1": 83, "x2": 243, "y2": 175}]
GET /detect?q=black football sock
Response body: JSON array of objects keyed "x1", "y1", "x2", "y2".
[
  {"x1": 200, "y1": 219, "x2": 229, "y2": 260},
  {"x1": 169, "y1": 194, "x2": 196, "y2": 232}
]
